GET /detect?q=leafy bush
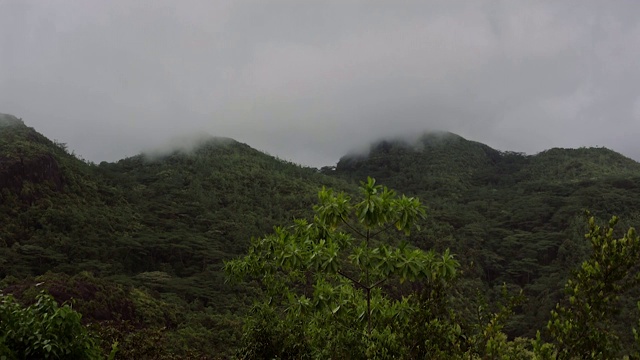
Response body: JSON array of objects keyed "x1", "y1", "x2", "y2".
[{"x1": 0, "y1": 291, "x2": 105, "y2": 359}]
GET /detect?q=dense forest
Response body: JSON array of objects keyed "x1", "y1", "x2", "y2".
[{"x1": 1, "y1": 113, "x2": 640, "y2": 358}]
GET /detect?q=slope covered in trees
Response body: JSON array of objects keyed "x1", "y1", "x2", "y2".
[
  {"x1": 0, "y1": 116, "x2": 353, "y2": 357},
  {"x1": 227, "y1": 180, "x2": 640, "y2": 359},
  {"x1": 333, "y1": 133, "x2": 640, "y2": 344},
  {"x1": 1, "y1": 115, "x2": 640, "y2": 357}
]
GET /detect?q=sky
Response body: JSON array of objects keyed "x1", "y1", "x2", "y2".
[{"x1": 1, "y1": 0, "x2": 640, "y2": 167}]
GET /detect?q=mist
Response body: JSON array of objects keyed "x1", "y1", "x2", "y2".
[
  {"x1": 1, "y1": 1, "x2": 640, "y2": 167},
  {"x1": 139, "y1": 133, "x2": 236, "y2": 161}
]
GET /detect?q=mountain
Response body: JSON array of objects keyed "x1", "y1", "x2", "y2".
[
  {"x1": 1, "y1": 113, "x2": 67, "y2": 196},
  {"x1": 0, "y1": 114, "x2": 132, "y2": 276},
  {"x1": 333, "y1": 131, "x2": 640, "y2": 341},
  {"x1": 334, "y1": 131, "x2": 500, "y2": 197},
  {"x1": 2, "y1": 115, "x2": 640, "y2": 357},
  {"x1": 336, "y1": 130, "x2": 640, "y2": 191},
  {"x1": 0, "y1": 116, "x2": 353, "y2": 358}
]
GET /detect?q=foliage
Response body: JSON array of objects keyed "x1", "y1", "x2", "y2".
[
  {"x1": 228, "y1": 179, "x2": 640, "y2": 359},
  {"x1": 0, "y1": 120, "x2": 351, "y2": 357},
  {"x1": 334, "y1": 133, "x2": 640, "y2": 346},
  {"x1": 0, "y1": 290, "x2": 105, "y2": 359},
  {"x1": 226, "y1": 178, "x2": 461, "y2": 358},
  {"x1": 3, "y1": 118, "x2": 640, "y2": 357},
  {"x1": 541, "y1": 215, "x2": 640, "y2": 359}
]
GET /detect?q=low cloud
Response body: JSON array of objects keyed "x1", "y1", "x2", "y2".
[
  {"x1": 140, "y1": 133, "x2": 233, "y2": 161},
  {"x1": 1, "y1": 1, "x2": 639, "y2": 167}
]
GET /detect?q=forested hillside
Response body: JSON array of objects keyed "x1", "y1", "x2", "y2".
[
  {"x1": 2, "y1": 116, "x2": 640, "y2": 358},
  {"x1": 333, "y1": 132, "x2": 640, "y2": 344},
  {"x1": 0, "y1": 115, "x2": 352, "y2": 357}
]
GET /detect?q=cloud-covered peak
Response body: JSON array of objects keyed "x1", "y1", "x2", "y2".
[
  {"x1": 2, "y1": 1, "x2": 639, "y2": 167},
  {"x1": 0, "y1": 113, "x2": 25, "y2": 128}
]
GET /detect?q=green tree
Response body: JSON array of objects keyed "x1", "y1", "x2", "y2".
[
  {"x1": 0, "y1": 291, "x2": 108, "y2": 359},
  {"x1": 225, "y1": 178, "x2": 459, "y2": 358},
  {"x1": 538, "y1": 214, "x2": 640, "y2": 359}
]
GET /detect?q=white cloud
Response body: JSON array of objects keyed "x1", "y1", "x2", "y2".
[{"x1": 1, "y1": 0, "x2": 640, "y2": 166}]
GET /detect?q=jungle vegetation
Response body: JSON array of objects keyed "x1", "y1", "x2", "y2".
[{"x1": 1, "y1": 114, "x2": 640, "y2": 358}]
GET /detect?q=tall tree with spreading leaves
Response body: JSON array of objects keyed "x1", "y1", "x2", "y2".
[
  {"x1": 538, "y1": 214, "x2": 640, "y2": 359},
  {"x1": 227, "y1": 180, "x2": 640, "y2": 359},
  {"x1": 225, "y1": 178, "x2": 459, "y2": 359}
]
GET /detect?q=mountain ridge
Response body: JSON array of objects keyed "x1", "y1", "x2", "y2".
[
  {"x1": 0, "y1": 113, "x2": 25, "y2": 127},
  {"x1": 3, "y1": 112, "x2": 638, "y2": 169},
  {"x1": 3, "y1": 115, "x2": 640, "y2": 356}
]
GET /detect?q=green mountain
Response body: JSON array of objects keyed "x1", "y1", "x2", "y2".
[
  {"x1": 2, "y1": 116, "x2": 640, "y2": 357},
  {"x1": 333, "y1": 132, "x2": 640, "y2": 340},
  {"x1": 334, "y1": 132, "x2": 499, "y2": 197},
  {"x1": 0, "y1": 116, "x2": 352, "y2": 358}
]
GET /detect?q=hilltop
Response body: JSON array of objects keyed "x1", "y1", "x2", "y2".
[
  {"x1": 2, "y1": 115, "x2": 640, "y2": 357},
  {"x1": 0, "y1": 117, "x2": 353, "y2": 357},
  {"x1": 332, "y1": 131, "x2": 640, "y2": 343}
]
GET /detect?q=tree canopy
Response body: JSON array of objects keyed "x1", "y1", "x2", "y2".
[
  {"x1": 227, "y1": 181, "x2": 640, "y2": 359},
  {"x1": 3, "y1": 119, "x2": 640, "y2": 357}
]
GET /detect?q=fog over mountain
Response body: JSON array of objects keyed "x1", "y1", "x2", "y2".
[{"x1": 2, "y1": 1, "x2": 640, "y2": 167}]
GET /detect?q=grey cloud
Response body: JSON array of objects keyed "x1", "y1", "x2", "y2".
[{"x1": 1, "y1": 0, "x2": 640, "y2": 167}]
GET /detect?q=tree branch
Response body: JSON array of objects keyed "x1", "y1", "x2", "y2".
[
  {"x1": 340, "y1": 215, "x2": 366, "y2": 238},
  {"x1": 338, "y1": 270, "x2": 367, "y2": 290},
  {"x1": 371, "y1": 277, "x2": 388, "y2": 289},
  {"x1": 370, "y1": 222, "x2": 397, "y2": 239}
]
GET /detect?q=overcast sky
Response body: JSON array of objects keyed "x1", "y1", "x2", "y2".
[{"x1": 2, "y1": 1, "x2": 640, "y2": 167}]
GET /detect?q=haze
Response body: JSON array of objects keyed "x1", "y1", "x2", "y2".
[{"x1": 2, "y1": 1, "x2": 640, "y2": 167}]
